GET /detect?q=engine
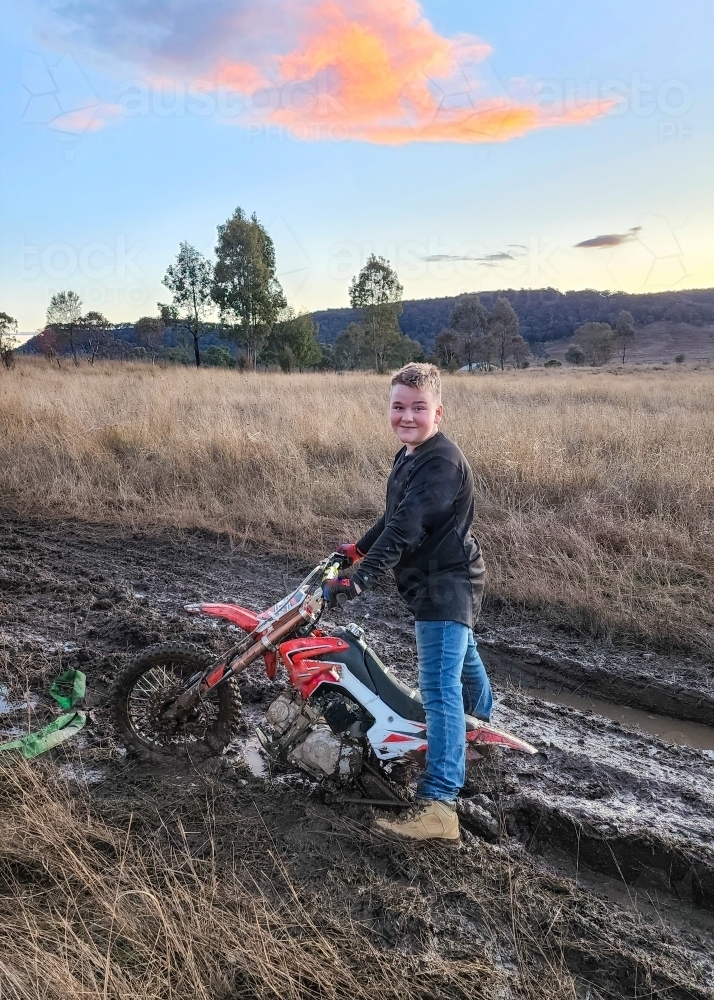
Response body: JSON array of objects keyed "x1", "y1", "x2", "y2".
[
  {"x1": 290, "y1": 727, "x2": 362, "y2": 778},
  {"x1": 265, "y1": 692, "x2": 363, "y2": 781}
]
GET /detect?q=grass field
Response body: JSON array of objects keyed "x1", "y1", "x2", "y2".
[{"x1": 2, "y1": 359, "x2": 713, "y2": 650}]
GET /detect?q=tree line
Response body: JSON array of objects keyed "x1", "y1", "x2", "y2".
[
  {"x1": 315, "y1": 286, "x2": 714, "y2": 352},
  {"x1": 31, "y1": 208, "x2": 321, "y2": 372},
  {"x1": 14, "y1": 204, "x2": 711, "y2": 371},
  {"x1": 25, "y1": 209, "x2": 427, "y2": 373},
  {"x1": 28, "y1": 209, "x2": 423, "y2": 373}
]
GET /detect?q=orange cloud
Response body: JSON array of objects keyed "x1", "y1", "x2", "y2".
[
  {"x1": 49, "y1": 103, "x2": 122, "y2": 135},
  {"x1": 43, "y1": 0, "x2": 612, "y2": 143},
  {"x1": 214, "y1": 61, "x2": 268, "y2": 93},
  {"x1": 209, "y1": 0, "x2": 611, "y2": 144}
]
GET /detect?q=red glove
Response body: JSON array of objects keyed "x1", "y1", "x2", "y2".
[{"x1": 336, "y1": 542, "x2": 364, "y2": 566}]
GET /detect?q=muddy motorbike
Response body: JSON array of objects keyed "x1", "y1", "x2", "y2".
[{"x1": 112, "y1": 554, "x2": 537, "y2": 803}]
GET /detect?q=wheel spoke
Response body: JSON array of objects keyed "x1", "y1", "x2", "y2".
[{"x1": 126, "y1": 660, "x2": 216, "y2": 749}]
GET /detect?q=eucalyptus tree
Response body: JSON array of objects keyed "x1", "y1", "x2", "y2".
[
  {"x1": 162, "y1": 241, "x2": 214, "y2": 368},
  {"x1": 615, "y1": 310, "x2": 636, "y2": 363},
  {"x1": 46, "y1": 291, "x2": 82, "y2": 365},
  {"x1": 0, "y1": 311, "x2": 18, "y2": 370},
  {"x1": 450, "y1": 294, "x2": 489, "y2": 371},
  {"x1": 349, "y1": 255, "x2": 404, "y2": 373},
  {"x1": 212, "y1": 208, "x2": 285, "y2": 369}
]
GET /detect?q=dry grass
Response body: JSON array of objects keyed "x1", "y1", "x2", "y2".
[
  {"x1": 1, "y1": 759, "x2": 704, "y2": 1000},
  {"x1": 2, "y1": 359, "x2": 714, "y2": 650},
  {"x1": 0, "y1": 759, "x2": 540, "y2": 1000}
]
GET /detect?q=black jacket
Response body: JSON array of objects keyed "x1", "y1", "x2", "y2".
[{"x1": 351, "y1": 432, "x2": 485, "y2": 628}]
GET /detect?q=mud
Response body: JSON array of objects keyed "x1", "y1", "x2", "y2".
[
  {"x1": 514, "y1": 686, "x2": 714, "y2": 752},
  {"x1": 1, "y1": 516, "x2": 714, "y2": 999}
]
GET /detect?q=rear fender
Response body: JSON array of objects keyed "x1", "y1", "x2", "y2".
[{"x1": 184, "y1": 602, "x2": 277, "y2": 675}]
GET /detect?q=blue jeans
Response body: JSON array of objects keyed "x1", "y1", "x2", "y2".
[{"x1": 415, "y1": 620, "x2": 493, "y2": 802}]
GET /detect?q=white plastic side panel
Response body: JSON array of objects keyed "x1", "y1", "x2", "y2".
[{"x1": 332, "y1": 666, "x2": 428, "y2": 761}]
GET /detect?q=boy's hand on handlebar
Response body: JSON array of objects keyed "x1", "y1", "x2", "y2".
[
  {"x1": 336, "y1": 542, "x2": 364, "y2": 566},
  {"x1": 322, "y1": 577, "x2": 361, "y2": 609}
]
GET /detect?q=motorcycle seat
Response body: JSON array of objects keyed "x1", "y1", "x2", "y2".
[
  {"x1": 364, "y1": 647, "x2": 426, "y2": 723},
  {"x1": 362, "y1": 648, "x2": 483, "y2": 733},
  {"x1": 323, "y1": 630, "x2": 484, "y2": 732}
]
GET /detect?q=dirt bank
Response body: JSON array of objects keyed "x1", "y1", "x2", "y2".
[{"x1": 1, "y1": 518, "x2": 713, "y2": 1000}]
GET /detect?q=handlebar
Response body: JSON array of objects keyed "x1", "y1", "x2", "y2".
[{"x1": 322, "y1": 556, "x2": 347, "y2": 581}]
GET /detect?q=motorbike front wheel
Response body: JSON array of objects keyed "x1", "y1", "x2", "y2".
[{"x1": 111, "y1": 642, "x2": 242, "y2": 763}]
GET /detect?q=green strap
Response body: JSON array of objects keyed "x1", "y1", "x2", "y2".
[
  {"x1": 0, "y1": 670, "x2": 87, "y2": 759},
  {"x1": 0, "y1": 711, "x2": 87, "y2": 758},
  {"x1": 49, "y1": 669, "x2": 86, "y2": 710}
]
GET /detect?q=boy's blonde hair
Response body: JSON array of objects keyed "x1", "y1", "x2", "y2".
[{"x1": 390, "y1": 362, "x2": 442, "y2": 402}]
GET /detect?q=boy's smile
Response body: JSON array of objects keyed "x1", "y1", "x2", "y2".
[{"x1": 390, "y1": 383, "x2": 443, "y2": 453}]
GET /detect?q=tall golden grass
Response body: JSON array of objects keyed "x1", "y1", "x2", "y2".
[{"x1": 2, "y1": 360, "x2": 713, "y2": 649}]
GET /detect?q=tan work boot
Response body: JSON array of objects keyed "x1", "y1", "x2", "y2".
[{"x1": 373, "y1": 799, "x2": 460, "y2": 842}]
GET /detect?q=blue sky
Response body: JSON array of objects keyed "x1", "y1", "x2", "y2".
[{"x1": 1, "y1": 0, "x2": 712, "y2": 331}]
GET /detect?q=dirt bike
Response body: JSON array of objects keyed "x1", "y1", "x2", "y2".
[{"x1": 112, "y1": 554, "x2": 537, "y2": 804}]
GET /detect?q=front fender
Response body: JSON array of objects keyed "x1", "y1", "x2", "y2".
[{"x1": 184, "y1": 602, "x2": 260, "y2": 633}]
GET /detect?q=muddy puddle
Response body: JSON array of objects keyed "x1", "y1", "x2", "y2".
[
  {"x1": 543, "y1": 843, "x2": 714, "y2": 935},
  {"x1": 516, "y1": 684, "x2": 714, "y2": 752},
  {"x1": 225, "y1": 703, "x2": 271, "y2": 778},
  {"x1": 0, "y1": 684, "x2": 40, "y2": 741},
  {"x1": 0, "y1": 684, "x2": 37, "y2": 715},
  {"x1": 56, "y1": 760, "x2": 107, "y2": 785},
  {"x1": 230, "y1": 734, "x2": 269, "y2": 777}
]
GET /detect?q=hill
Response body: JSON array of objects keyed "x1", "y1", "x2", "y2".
[
  {"x1": 19, "y1": 323, "x2": 235, "y2": 361},
  {"x1": 313, "y1": 287, "x2": 714, "y2": 352},
  {"x1": 540, "y1": 321, "x2": 714, "y2": 365},
  {"x1": 18, "y1": 287, "x2": 714, "y2": 363}
]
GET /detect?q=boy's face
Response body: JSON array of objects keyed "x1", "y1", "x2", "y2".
[{"x1": 390, "y1": 383, "x2": 443, "y2": 451}]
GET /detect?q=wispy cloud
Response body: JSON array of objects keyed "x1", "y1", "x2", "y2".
[
  {"x1": 420, "y1": 250, "x2": 521, "y2": 264},
  {"x1": 22, "y1": 51, "x2": 122, "y2": 135},
  {"x1": 574, "y1": 226, "x2": 642, "y2": 249},
  {"x1": 50, "y1": 103, "x2": 122, "y2": 134},
  {"x1": 36, "y1": 0, "x2": 614, "y2": 144}
]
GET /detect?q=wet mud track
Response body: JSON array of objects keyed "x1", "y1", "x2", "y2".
[{"x1": 1, "y1": 517, "x2": 714, "y2": 999}]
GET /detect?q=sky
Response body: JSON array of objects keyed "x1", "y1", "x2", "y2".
[{"x1": 1, "y1": 0, "x2": 712, "y2": 332}]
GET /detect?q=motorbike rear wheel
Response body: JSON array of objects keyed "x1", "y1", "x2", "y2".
[{"x1": 111, "y1": 642, "x2": 242, "y2": 763}]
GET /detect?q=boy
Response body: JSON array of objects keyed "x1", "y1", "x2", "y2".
[{"x1": 323, "y1": 362, "x2": 492, "y2": 842}]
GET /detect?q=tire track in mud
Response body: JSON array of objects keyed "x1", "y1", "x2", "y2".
[
  {"x1": 465, "y1": 693, "x2": 714, "y2": 914},
  {"x1": 2, "y1": 518, "x2": 714, "y2": 997},
  {"x1": 480, "y1": 638, "x2": 714, "y2": 728},
  {"x1": 368, "y1": 622, "x2": 714, "y2": 915}
]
